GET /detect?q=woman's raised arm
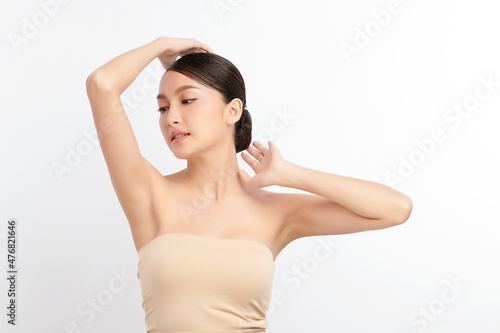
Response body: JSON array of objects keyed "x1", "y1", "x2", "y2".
[
  {"x1": 85, "y1": 37, "x2": 213, "y2": 236},
  {"x1": 86, "y1": 37, "x2": 213, "y2": 94}
]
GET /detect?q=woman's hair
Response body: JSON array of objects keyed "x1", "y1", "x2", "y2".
[{"x1": 166, "y1": 52, "x2": 252, "y2": 154}]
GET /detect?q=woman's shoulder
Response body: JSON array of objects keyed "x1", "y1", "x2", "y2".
[{"x1": 162, "y1": 170, "x2": 185, "y2": 183}]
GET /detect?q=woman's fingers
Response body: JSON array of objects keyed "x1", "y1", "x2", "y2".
[
  {"x1": 157, "y1": 37, "x2": 214, "y2": 69},
  {"x1": 244, "y1": 146, "x2": 263, "y2": 161},
  {"x1": 180, "y1": 39, "x2": 214, "y2": 55},
  {"x1": 199, "y1": 42, "x2": 214, "y2": 53},
  {"x1": 181, "y1": 47, "x2": 205, "y2": 57},
  {"x1": 251, "y1": 141, "x2": 268, "y2": 155},
  {"x1": 187, "y1": 38, "x2": 213, "y2": 53},
  {"x1": 183, "y1": 44, "x2": 214, "y2": 56}
]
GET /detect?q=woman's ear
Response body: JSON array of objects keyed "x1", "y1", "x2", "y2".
[{"x1": 226, "y1": 98, "x2": 243, "y2": 125}]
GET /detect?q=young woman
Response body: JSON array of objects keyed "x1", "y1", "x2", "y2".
[{"x1": 86, "y1": 36, "x2": 413, "y2": 333}]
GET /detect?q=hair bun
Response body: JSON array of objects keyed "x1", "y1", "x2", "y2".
[{"x1": 235, "y1": 107, "x2": 252, "y2": 153}]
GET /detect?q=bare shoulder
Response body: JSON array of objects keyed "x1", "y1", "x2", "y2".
[{"x1": 162, "y1": 170, "x2": 185, "y2": 183}]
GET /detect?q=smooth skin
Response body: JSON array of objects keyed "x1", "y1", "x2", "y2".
[{"x1": 86, "y1": 37, "x2": 413, "y2": 261}]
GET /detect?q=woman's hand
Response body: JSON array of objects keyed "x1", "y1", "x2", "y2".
[
  {"x1": 156, "y1": 37, "x2": 214, "y2": 70},
  {"x1": 238, "y1": 140, "x2": 290, "y2": 188}
]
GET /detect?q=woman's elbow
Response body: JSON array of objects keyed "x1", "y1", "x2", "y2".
[{"x1": 394, "y1": 195, "x2": 413, "y2": 225}]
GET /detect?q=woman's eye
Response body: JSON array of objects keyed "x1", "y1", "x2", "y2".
[{"x1": 158, "y1": 99, "x2": 195, "y2": 113}]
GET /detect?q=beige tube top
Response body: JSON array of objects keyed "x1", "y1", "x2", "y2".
[{"x1": 136, "y1": 233, "x2": 275, "y2": 333}]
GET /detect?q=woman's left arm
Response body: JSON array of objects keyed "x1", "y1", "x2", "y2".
[
  {"x1": 279, "y1": 161, "x2": 413, "y2": 224},
  {"x1": 239, "y1": 140, "x2": 413, "y2": 240}
]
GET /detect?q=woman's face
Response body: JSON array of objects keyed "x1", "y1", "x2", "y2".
[{"x1": 157, "y1": 70, "x2": 234, "y2": 158}]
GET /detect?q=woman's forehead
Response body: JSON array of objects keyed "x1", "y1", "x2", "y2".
[
  {"x1": 160, "y1": 70, "x2": 198, "y2": 88},
  {"x1": 158, "y1": 72, "x2": 203, "y2": 97}
]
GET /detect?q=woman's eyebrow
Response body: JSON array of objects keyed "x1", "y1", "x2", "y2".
[{"x1": 157, "y1": 85, "x2": 200, "y2": 100}]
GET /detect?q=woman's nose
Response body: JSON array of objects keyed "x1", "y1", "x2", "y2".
[
  {"x1": 168, "y1": 117, "x2": 179, "y2": 126},
  {"x1": 166, "y1": 107, "x2": 181, "y2": 126}
]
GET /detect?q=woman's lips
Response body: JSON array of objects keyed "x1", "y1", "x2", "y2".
[{"x1": 172, "y1": 134, "x2": 190, "y2": 144}]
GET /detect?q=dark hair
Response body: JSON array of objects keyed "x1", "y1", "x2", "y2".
[{"x1": 166, "y1": 52, "x2": 252, "y2": 154}]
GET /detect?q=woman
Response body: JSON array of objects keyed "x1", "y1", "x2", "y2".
[{"x1": 86, "y1": 37, "x2": 413, "y2": 332}]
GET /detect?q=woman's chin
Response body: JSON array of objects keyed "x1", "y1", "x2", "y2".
[{"x1": 170, "y1": 149, "x2": 192, "y2": 160}]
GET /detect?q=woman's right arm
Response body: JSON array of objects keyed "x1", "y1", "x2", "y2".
[{"x1": 85, "y1": 37, "x2": 213, "y2": 228}]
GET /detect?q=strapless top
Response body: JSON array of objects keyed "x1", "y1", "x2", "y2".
[{"x1": 136, "y1": 233, "x2": 275, "y2": 333}]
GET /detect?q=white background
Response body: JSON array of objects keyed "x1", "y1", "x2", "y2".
[{"x1": 1, "y1": 0, "x2": 499, "y2": 332}]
